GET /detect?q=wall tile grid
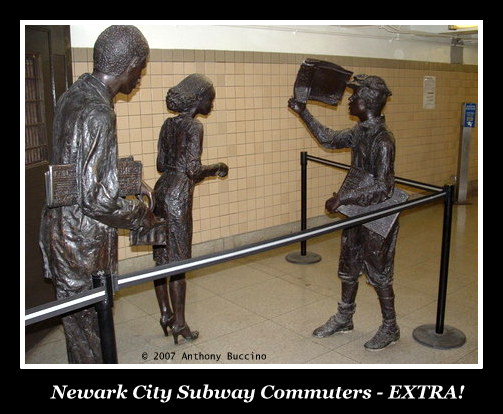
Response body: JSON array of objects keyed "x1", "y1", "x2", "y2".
[{"x1": 72, "y1": 48, "x2": 478, "y2": 261}]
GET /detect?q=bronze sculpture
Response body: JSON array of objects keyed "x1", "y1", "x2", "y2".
[
  {"x1": 152, "y1": 74, "x2": 228, "y2": 344},
  {"x1": 39, "y1": 25, "x2": 162, "y2": 363},
  {"x1": 289, "y1": 68, "x2": 402, "y2": 350}
]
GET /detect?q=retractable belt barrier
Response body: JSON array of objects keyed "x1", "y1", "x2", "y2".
[{"x1": 25, "y1": 152, "x2": 466, "y2": 362}]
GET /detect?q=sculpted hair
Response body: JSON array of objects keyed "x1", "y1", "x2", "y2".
[
  {"x1": 357, "y1": 87, "x2": 389, "y2": 113},
  {"x1": 166, "y1": 74, "x2": 214, "y2": 113},
  {"x1": 354, "y1": 75, "x2": 392, "y2": 114},
  {"x1": 93, "y1": 25, "x2": 149, "y2": 77}
]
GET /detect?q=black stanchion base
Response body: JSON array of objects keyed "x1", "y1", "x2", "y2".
[
  {"x1": 285, "y1": 251, "x2": 322, "y2": 264},
  {"x1": 412, "y1": 324, "x2": 466, "y2": 349}
]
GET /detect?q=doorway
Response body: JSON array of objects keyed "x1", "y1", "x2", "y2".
[{"x1": 24, "y1": 25, "x2": 73, "y2": 351}]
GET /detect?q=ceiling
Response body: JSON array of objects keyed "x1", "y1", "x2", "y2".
[
  {"x1": 243, "y1": 24, "x2": 479, "y2": 46},
  {"x1": 351, "y1": 25, "x2": 478, "y2": 45}
]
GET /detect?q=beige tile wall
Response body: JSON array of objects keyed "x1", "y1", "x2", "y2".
[{"x1": 71, "y1": 48, "x2": 478, "y2": 261}]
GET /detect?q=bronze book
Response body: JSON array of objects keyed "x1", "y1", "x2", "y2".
[{"x1": 44, "y1": 157, "x2": 143, "y2": 208}]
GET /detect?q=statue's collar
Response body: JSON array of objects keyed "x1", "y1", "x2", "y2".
[
  {"x1": 359, "y1": 115, "x2": 385, "y2": 129},
  {"x1": 81, "y1": 73, "x2": 113, "y2": 104}
]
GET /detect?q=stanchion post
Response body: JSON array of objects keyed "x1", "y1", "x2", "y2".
[
  {"x1": 300, "y1": 150, "x2": 308, "y2": 256},
  {"x1": 436, "y1": 184, "x2": 454, "y2": 333},
  {"x1": 92, "y1": 272, "x2": 118, "y2": 364},
  {"x1": 286, "y1": 151, "x2": 321, "y2": 264},
  {"x1": 412, "y1": 184, "x2": 466, "y2": 349}
]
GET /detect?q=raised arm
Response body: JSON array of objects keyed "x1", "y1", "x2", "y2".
[{"x1": 288, "y1": 98, "x2": 353, "y2": 149}]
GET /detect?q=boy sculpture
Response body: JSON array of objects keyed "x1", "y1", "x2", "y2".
[{"x1": 288, "y1": 73, "x2": 401, "y2": 350}]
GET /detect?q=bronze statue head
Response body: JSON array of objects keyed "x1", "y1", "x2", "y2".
[
  {"x1": 92, "y1": 25, "x2": 149, "y2": 95},
  {"x1": 166, "y1": 74, "x2": 215, "y2": 115},
  {"x1": 347, "y1": 74, "x2": 392, "y2": 115},
  {"x1": 93, "y1": 25, "x2": 149, "y2": 77}
]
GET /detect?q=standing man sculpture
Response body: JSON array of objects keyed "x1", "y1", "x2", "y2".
[
  {"x1": 289, "y1": 73, "x2": 402, "y2": 350},
  {"x1": 39, "y1": 25, "x2": 161, "y2": 363}
]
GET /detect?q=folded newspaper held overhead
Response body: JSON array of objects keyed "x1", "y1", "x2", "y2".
[{"x1": 293, "y1": 59, "x2": 353, "y2": 106}]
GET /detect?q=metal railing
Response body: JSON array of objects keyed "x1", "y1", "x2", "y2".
[{"x1": 25, "y1": 152, "x2": 466, "y2": 362}]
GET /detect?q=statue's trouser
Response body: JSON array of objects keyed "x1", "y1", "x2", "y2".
[
  {"x1": 61, "y1": 308, "x2": 103, "y2": 363},
  {"x1": 52, "y1": 275, "x2": 103, "y2": 363},
  {"x1": 314, "y1": 223, "x2": 400, "y2": 349}
]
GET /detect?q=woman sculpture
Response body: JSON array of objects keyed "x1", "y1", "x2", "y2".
[{"x1": 153, "y1": 74, "x2": 228, "y2": 344}]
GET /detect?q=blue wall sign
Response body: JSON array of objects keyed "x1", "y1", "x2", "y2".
[{"x1": 463, "y1": 103, "x2": 477, "y2": 128}]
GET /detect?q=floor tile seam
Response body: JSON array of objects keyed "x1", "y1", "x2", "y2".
[
  {"x1": 397, "y1": 233, "x2": 443, "y2": 244},
  {"x1": 113, "y1": 297, "x2": 152, "y2": 321},
  {"x1": 305, "y1": 348, "x2": 361, "y2": 364},
  {"x1": 392, "y1": 279, "x2": 442, "y2": 300},
  {"x1": 451, "y1": 348, "x2": 479, "y2": 364},
  {"x1": 113, "y1": 310, "x2": 160, "y2": 332},
  {"x1": 308, "y1": 330, "x2": 370, "y2": 352},
  {"x1": 188, "y1": 257, "x2": 285, "y2": 279},
  {"x1": 442, "y1": 281, "x2": 479, "y2": 300},
  {"x1": 444, "y1": 269, "x2": 479, "y2": 285},
  {"x1": 188, "y1": 276, "x2": 281, "y2": 297},
  {"x1": 244, "y1": 265, "x2": 290, "y2": 279},
  {"x1": 263, "y1": 314, "x2": 311, "y2": 337},
  {"x1": 118, "y1": 287, "x2": 270, "y2": 338},
  {"x1": 446, "y1": 282, "x2": 482, "y2": 310},
  {"x1": 248, "y1": 291, "x2": 334, "y2": 320},
  {"x1": 211, "y1": 317, "x2": 330, "y2": 362},
  {"x1": 190, "y1": 328, "x2": 306, "y2": 361},
  {"x1": 190, "y1": 317, "x2": 268, "y2": 346},
  {"x1": 263, "y1": 315, "x2": 326, "y2": 343},
  {"x1": 394, "y1": 296, "x2": 440, "y2": 320},
  {"x1": 283, "y1": 283, "x2": 338, "y2": 299},
  {"x1": 394, "y1": 280, "x2": 477, "y2": 313},
  {"x1": 276, "y1": 272, "x2": 337, "y2": 292},
  {"x1": 28, "y1": 325, "x2": 66, "y2": 347},
  {"x1": 24, "y1": 337, "x2": 66, "y2": 359},
  {"x1": 207, "y1": 273, "x2": 326, "y2": 309},
  {"x1": 396, "y1": 299, "x2": 461, "y2": 328},
  {"x1": 394, "y1": 256, "x2": 438, "y2": 269},
  {"x1": 274, "y1": 273, "x2": 339, "y2": 298}
]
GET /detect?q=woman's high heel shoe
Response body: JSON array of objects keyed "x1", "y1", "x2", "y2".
[
  {"x1": 171, "y1": 324, "x2": 199, "y2": 345},
  {"x1": 160, "y1": 314, "x2": 175, "y2": 336}
]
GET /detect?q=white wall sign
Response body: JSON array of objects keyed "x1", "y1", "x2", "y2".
[{"x1": 423, "y1": 76, "x2": 436, "y2": 109}]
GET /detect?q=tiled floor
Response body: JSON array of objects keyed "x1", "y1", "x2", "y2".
[{"x1": 24, "y1": 195, "x2": 479, "y2": 365}]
